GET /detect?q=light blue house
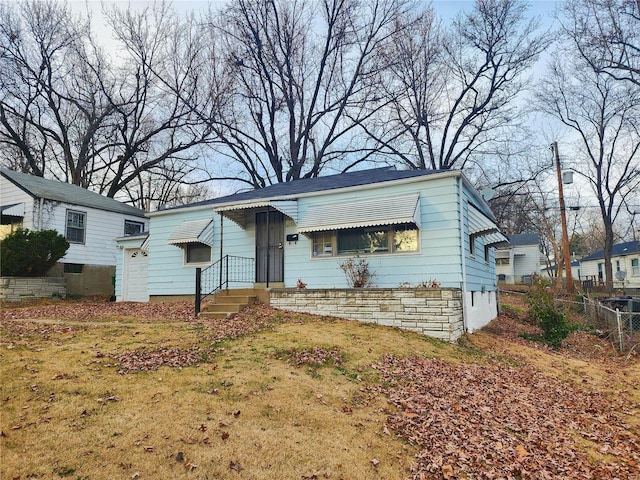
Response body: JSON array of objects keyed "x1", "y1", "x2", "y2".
[{"x1": 115, "y1": 167, "x2": 506, "y2": 340}]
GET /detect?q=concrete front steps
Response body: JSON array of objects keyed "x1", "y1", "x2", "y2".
[{"x1": 199, "y1": 288, "x2": 261, "y2": 319}]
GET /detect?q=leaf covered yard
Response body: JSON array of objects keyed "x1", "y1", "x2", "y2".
[{"x1": 1, "y1": 296, "x2": 639, "y2": 479}]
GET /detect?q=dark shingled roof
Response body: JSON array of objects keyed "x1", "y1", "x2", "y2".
[
  {"x1": 159, "y1": 166, "x2": 450, "y2": 211},
  {"x1": 1, "y1": 168, "x2": 146, "y2": 217},
  {"x1": 506, "y1": 233, "x2": 540, "y2": 247},
  {"x1": 580, "y1": 240, "x2": 640, "y2": 262}
]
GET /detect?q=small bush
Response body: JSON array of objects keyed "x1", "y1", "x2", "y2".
[
  {"x1": 339, "y1": 256, "x2": 375, "y2": 288},
  {"x1": 525, "y1": 279, "x2": 572, "y2": 348},
  {"x1": 0, "y1": 228, "x2": 69, "y2": 277}
]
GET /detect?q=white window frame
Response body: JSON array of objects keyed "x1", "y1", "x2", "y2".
[
  {"x1": 632, "y1": 258, "x2": 639, "y2": 276},
  {"x1": 66, "y1": 210, "x2": 86, "y2": 244},
  {"x1": 124, "y1": 219, "x2": 145, "y2": 236}
]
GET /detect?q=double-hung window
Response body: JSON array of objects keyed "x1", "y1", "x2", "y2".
[
  {"x1": 66, "y1": 210, "x2": 86, "y2": 244},
  {"x1": 632, "y1": 258, "x2": 639, "y2": 276}
]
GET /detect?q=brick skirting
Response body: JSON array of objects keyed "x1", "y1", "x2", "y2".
[{"x1": 270, "y1": 288, "x2": 464, "y2": 342}]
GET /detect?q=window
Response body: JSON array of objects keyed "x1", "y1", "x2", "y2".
[
  {"x1": 312, "y1": 231, "x2": 334, "y2": 257},
  {"x1": 469, "y1": 235, "x2": 475, "y2": 255},
  {"x1": 496, "y1": 258, "x2": 510, "y2": 265},
  {"x1": 616, "y1": 260, "x2": 621, "y2": 272},
  {"x1": 124, "y1": 220, "x2": 144, "y2": 236},
  {"x1": 393, "y1": 225, "x2": 419, "y2": 252},
  {"x1": 484, "y1": 245, "x2": 490, "y2": 262},
  {"x1": 311, "y1": 225, "x2": 418, "y2": 257},
  {"x1": 338, "y1": 226, "x2": 389, "y2": 255},
  {"x1": 66, "y1": 210, "x2": 86, "y2": 243},
  {"x1": 185, "y1": 243, "x2": 211, "y2": 264},
  {"x1": 632, "y1": 258, "x2": 639, "y2": 276},
  {"x1": 63, "y1": 263, "x2": 83, "y2": 274}
]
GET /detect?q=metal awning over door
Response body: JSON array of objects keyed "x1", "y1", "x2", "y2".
[{"x1": 215, "y1": 200, "x2": 298, "y2": 229}]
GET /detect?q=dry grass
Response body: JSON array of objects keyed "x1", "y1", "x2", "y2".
[
  {"x1": 2, "y1": 297, "x2": 639, "y2": 479},
  {"x1": 1, "y1": 306, "x2": 452, "y2": 480}
]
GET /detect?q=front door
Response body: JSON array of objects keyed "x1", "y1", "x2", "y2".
[{"x1": 256, "y1": 210, "x2": 285, "y2": 284}]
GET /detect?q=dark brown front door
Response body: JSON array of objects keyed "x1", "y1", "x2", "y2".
[{"x1": 256, "y1": 210, "x2": 284, "y2": 284}]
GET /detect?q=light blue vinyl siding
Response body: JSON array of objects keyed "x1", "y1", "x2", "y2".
[
  {"x1": 147, "y1": 209, "x2": 216, "y2": 296},
  {"x1": 285, "y1": 177, "x2": 463, "y2": 288},
  {"x1": 138, "y1": 171, "x2": 500, "y2": 297},
  {"x1": 462, "y1": 190, "x2": 499, "y2": 293}
]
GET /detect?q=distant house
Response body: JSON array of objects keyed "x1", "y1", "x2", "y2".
[
  {"x1": 579, "y1": 241, "x2": 640, "y2": 291},
  {"x1": 1, "y1": 168, "x2": 148, "y2": 296},
  {"x1": 116, "y1": 166, "x2": 507, "y2": 341},
  {"x1": 495, "y1": 233, "x2": 542, "y2": 285}
]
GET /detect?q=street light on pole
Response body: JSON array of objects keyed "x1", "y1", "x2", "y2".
[{"x1": 551, "y1": 141, "x2": 574, "y2": 294}]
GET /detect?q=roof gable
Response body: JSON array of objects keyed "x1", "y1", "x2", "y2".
[{"x1": 1, "y1": 169, "x2": 145, "y2": 217}]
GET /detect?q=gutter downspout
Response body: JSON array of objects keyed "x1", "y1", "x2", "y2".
[
  {"x1": 38, "y1": 197, "x2": 44, "y2": 230},
  {"x1": 458, "y1": 177, "x2": 468, "y2": 334}
]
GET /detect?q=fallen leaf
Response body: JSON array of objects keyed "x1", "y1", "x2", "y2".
[{"x1": 442, "y1": 464, "x2": 454, "y2": 479}]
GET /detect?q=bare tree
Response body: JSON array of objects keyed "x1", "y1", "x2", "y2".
[
  {"x1": 0, "y1": 0, "x2": 114, "y2": 185},
  {"x1": 200, "y1": 0, "x2": 413, "y2": 189},
  {"x1": 369, "y1": 0, "x2": 551, "y2": 171},
  {"x1": 101, "y1": 1, "x2": 216, "y2": 199},
  {"x1": 562, "y1": 0, "x2": 640, "y2": 87},
  {"x1": 535, "y1": 52, "x2": 640, "y2": 291},
  {"x1": 0, "y1": 0, "x2": 216, "y2": 206}
]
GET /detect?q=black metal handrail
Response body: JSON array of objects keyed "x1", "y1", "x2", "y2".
[{"x1": 195, "y1": 255, "x2": 255, "y2": 314}]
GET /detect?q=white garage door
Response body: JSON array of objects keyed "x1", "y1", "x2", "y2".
[{"x1": 123, "y1": 248, "x2": 149, "y2": 302}]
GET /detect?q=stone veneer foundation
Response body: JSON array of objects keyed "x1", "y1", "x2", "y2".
[
  {"x1": 270, "y1": 288, "x2": 464, "y2": 342},
  {"x1": 1, "y1": 277, "x2": 66, "y2": 302}
]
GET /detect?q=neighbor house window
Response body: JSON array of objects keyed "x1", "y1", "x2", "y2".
[
  {"x1": 632, "y1": 258, "x2": 639, "y2": 275},
  {"x1": 66, "y1": 210, "x2": 86, "y2": 243},
  {"x1": 311, "y1": 225, "x2": 418, "y2": 257},
  {"x1": 185, "y1": 243, "x2": 211, "y2": 264},
  {"x1": 64, "y1": 263, "x2": 83, "y2": 274},
  {"x1": 496, "y1": 258, "x2": 510, "y2": 265},
  {"x1": 124, "y1": 220, "x2": 144, "y2": 236}
]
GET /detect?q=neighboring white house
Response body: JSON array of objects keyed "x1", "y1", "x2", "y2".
[
  {"x1": 1, "y1": 168, "x2": 148, "y2": 296},
  {"x1": 495, "y1": 233, "x2": 542, "y2": 285},
  {"x1": 115, "y1": 166, "x2": 507, "y2": 341},
  {"x1": 579, "y1": 241, "x2": 640, "y2": 292}
]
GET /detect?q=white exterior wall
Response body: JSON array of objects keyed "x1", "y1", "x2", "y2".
[
  {"x1": 581, "y1": 255, "x2": 640, "y2": 290},
  {"x1": 1, "y1": 176, "x2": 148, "y2": 267},
  {"x1": 36, "y1": 199, "x2": 147, "y2": 266},
  {"x1": 464, "y1": 290, "x2": 498, "y2": 332},
  {"x1": 496, "y1": 244, "x2": 540, "y2": 284},
  {"x1": 0, "y1": 178, "x2": 35, "y2": 229}
]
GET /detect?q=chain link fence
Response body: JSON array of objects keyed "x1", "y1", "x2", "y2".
[{"x1": 582, "y1": 297, "x2": 640, "y2": 354}]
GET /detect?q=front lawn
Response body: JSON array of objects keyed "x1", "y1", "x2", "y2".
[{"x1": 1, "y1": 297, "x2": 638, "y2": 479}]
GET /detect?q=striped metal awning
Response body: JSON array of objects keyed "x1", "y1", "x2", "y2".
[
  {"x1": 215, "y1": 200, "x2": 298, "y2": 229},
  {"x1": 297, "y1": 194, "x2": 420, "y2": 234},
  {"x1": 167, "y1": 219, "x2": 214, "y2": 246}
]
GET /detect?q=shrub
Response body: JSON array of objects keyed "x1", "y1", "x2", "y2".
[
  {"x1": 525, "y1": 279, "x2": 572, "y2": 348},
  {"x1": 0, "y1": 228, "x2": 69, "y2": 277},
  {"x1": 339, "y1": 256, "x2": 375, "y2": 288}
]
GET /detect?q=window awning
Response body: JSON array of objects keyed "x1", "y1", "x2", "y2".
[
  {"x1": 215, "y1": 200, "x2": 298, "y2": 229},
  {"x1": 167, "y1": 219, "x2": 213, "y2": 246},
  {"x1": 468, "y1": 204, "x2": 508, "y2": 246},
  {"x1": 1, "y1": 203, "x2": 25, "y2": 217},
  {"x1": 297, "y1": 194, "x2": 421, "y2": 234}
]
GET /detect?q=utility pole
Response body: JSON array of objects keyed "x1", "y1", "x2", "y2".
[{"x1": 551, "y1": 142, "x2": 574, "y2": 294}]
